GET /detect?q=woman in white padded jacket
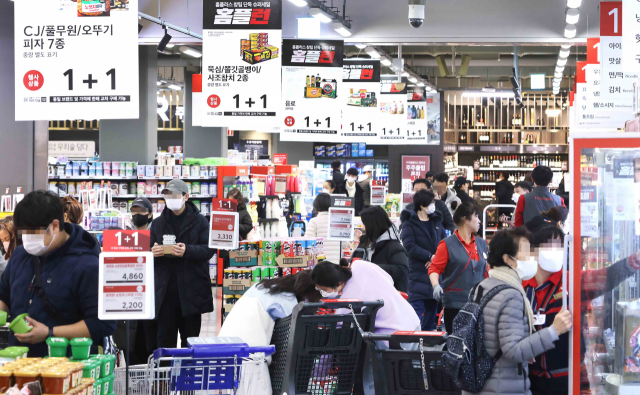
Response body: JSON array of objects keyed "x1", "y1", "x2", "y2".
[{"x1": 306, "y1": 193, "x2": 341, "y2": 264}]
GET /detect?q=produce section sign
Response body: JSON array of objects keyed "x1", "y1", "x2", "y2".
[
  {"x1": 280, "y1": 39, "x2": 344, "y2": 141},
  {"x1": 14, "y1": 0, "x2": 139, "y2": 121},
  {"x1": 340, "y1": 59, "x2": 380, "y2": 142},
  {"x1": 202, "y1": 0, "x2": 282, "y2": 129}
]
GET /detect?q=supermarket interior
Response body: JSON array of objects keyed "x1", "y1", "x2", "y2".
[{"x1": 3, "y1": 0, "x2": 640, "y2": 394}]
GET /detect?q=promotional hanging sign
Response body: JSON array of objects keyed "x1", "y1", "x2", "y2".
[
  {"x1": 580, "y1": 185, "x2": 599, "y2": 238},
  {"x1": 192, "y1": 74, "x2": 202, "y2": 127},
  {"x1": 376, "y1": 76, "x2": 408, "y2": 144},
  {"x1": 406, "y1": 87, "x2": 428, "y2": 143},
  {"x1": 401, "y1": 155, "x2": 430, "y2": 192},
  {"x1": 622, "y1": 0, "x2": 640, "y2": 72},
  {"x1": 202, "y1": 0, "x2": 282, "y2": 129},
  {"x1": 327, "y1": 196, "x2": 355, "y2": 241},
  {"x1": 280, "y1": 39, "x2": 344, "y2": 141},
  {"x1": 340, "y1": 59, "x2": 381, "y2": 142},
  {"x1": 14, "y1": 0, "x2": 139, "y2": 121},
  {"x1": 425, "y1": 91, "x2": 441, "y2": 144}
]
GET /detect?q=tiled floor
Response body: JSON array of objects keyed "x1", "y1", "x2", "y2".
[{"x1": 176, "y1": 286, "x2": 222, "y2": 346}]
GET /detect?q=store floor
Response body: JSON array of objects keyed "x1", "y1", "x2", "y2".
[{"x1": 176, "y1": 286, "x2": 223, "y2": 346}]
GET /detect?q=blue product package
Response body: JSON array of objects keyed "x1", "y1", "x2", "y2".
[
  {"x1": 359, "y1": 149, "x2": 366, "y2": 157},
  {"x1": 314, "y1": 146, "x2": 325, "y2": 156},
  {"x1": 351, "y1": 144, "x2": 359, "y2": 157},
  {"x1": 327, "y1": 146, "x2": 336, "y2": 157},
  {"x1": 366, "y1": 149, "x2": 374, "y2": 157},
  {"x1": 359, "y1": 143, "x2": 366, "y2": 150},
  {"x1": 73, "y1": 162, "x2": 80, "y2": 176},
  {"x1": 336, "y1": 148, "x2": 345, "y2": 157},
  {"x1": 66, "y1": 165, "x2": 73, "y2": 177},
  {"x1": 80, "y1": 162, "x2": 89, "y2": 176}
]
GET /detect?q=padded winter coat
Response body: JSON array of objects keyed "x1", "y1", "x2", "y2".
[
  {"x1": 306, "y1": 212, "x2": 341, "y2": 264},
  {"x1": 463, "y1": 277, "x2": 560, "y2": 395},
  {"x1": 353, "y1": 230, "x2": 409, "y2": 292}
]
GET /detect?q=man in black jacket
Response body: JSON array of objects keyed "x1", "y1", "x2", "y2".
[
  {"x1": 495, "y1": 171, "x2": 515, "y2": 221},
  {"x1": 147, "y1": 180, "x2": 215, "y2": 349},
  {"x1": 337, "y1": 168, "x2": 365, "y2": 216},
  {"x1": 331, "y1": 160, "x2": 345, "y2": 186}
]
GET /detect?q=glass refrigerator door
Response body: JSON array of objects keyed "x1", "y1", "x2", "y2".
[{"x1": 571, "y1": 134, "x2": 640, "y2": 395}]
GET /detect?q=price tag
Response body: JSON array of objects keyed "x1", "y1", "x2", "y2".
[
  {"x1": 103, "y1": 230, "x2": 150, "y2": 252},
  {"x1": 327, "y1": 207, "x2": 354, "y2": 241},
  {"x1": 209, "y1": 211, "x2": 239, "y2": 250},
  {"x1": 371, "y1": 185, "x2": 386, "y2": 206},
  {"x1": 98, "y1": 252, "x2": 154, "y2": 320}
]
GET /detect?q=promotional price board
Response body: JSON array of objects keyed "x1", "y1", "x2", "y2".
[
  {"x1": 340, "y1": 59, "x2": 381, "y2": 142},
  {"x1": 370, "y1": 181, "x2": 386, "y2": 206},
  {"x1": 98, "y1": 230, "x2": 153, "y2": 320},
  {"x1": 401, "y1": 155, "x2": 430, "y2": 192},
  {"x1": 202, "y1": 0, "x2": 282, "y2": 129},
  {"x1": 377, "y1": 76, "x2": 407, "y2": 144},
  {"x1": 406, "y1": 87, "x2": 428, "y2": 143},
  {"x1": 209, "y1": 198, "x2": 239, "y2": 250},
  {"x1": 328, "y1": 195, "x2": 355, "y2": 241},
  {"x1": 14, "y1": 0, "x2": 139, "y2": 121},
  {"x1": 280, "y1": 39, "x2": 344, "y2": 141}
]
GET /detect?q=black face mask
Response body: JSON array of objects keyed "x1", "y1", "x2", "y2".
[{"x1": 132, "y1": 214, "x2": 151, "y2": 228}]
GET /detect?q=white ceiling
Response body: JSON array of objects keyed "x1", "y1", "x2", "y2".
[{"x1": 139, "y1": 0, "x2": 600, "y2": 44}]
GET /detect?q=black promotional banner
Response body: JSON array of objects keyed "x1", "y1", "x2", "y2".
[
  {"x1": 281, "y1": 39, "x2": 344, "y2": 68},
  {"x1": 280, "y1": 39, "x2": 344, "y2": 141},
  {"x1": 203, "y1": 0, "x2": 282, "y2": 30},
  {"x1": 342, "y1": 59, "x2": 381, "y2": 82}
]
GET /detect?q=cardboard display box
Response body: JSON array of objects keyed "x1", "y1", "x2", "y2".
[
  {"x1": 275, "y1": 254, "x2": 314, "y2": 268},
  {"x1": 223, "y1": 278, "x2": 252, "y2": 295},
  {"x1": 229, "y1": 250, "x2": 261, "y2": 267}
]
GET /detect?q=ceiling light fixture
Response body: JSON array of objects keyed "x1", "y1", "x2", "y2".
[
  {"x1": 380, "y1": 57, "x2": 392, "y2": 66},
  {"x1": 167, "y1": 84, "x2": 182, "y2": 90},
  {"x1": 557, "y1": 57, "x2": 568, "y2": 67},
  {"x1": 554, "y1": 71, "x2": 563, "y2": 78},
  {"x1": 555, "y1": 66, "x2": 565, "y2": 73},
  {"x1": 567, "y1": 0, "x2": 582, "y2": 9},
  {"x1": 401, "y1": 71, "x2": 410, "y2": 77},
  {"x1": 408, "y1": 76, "x2": 418, "y2": 83},
  {"x1": 417, "y1": 81, "x2": 425, "y2": 87},
  {"x1": 157, "y1": 28, "x2": 172, "y2": 52},
  {"x1": 462, "y1": 91, "x2": 515, "y2": 98},
  {"x1": 559, "y1": 48, "x2": 570, "y2": 58},
  {"x1": 179, "y1": 46, "x2": 202, "y2": 58},
  {"x1": 546, "y1": 109, "x2": 561, "y2": 116},
  {"x1": 288, "y1": 0, "x2": 308, "y2": 7},
  {"x1": 355, "y1": 44, "x2": 367, "y2": 49},
  {"x1": 365, "y1": 46, "x2": 380, "y2": 59},
  {"x1": 561, "y1": 44, "x2": 572, "y2": 49},
  {"x1": 566, "y1": 9, "x2": 580, "y2": 24},
  {"x1": 564, "y1": 24, "x2": 577, "y2": 38},
  {"x1": 332, "y1": 21, "x2": 352, "y2": 37},
  {"x1": 309, "y1": 7, "x2": 333, "y2": 23}
]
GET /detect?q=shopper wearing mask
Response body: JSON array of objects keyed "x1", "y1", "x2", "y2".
[
  {"x1": 129, "y1": 197, "x2": 154, "y2": 230},
  {"x1": 429, "y1": 202, "x2": 486, "y2": 333},
  {"x1": 306, "y1": 193, "x2": 341, "y2": 263},
  {"x1": 322, "y1": 180, "x2": 337, "y2": 195},
  {"x1": 400, "y1": 190, "x2": 446, "y2": 330},
  {"x1": 148, "y1": 180, "x2": 215, "y2": 349},
  {"x1": 311, "y1": 260, "x2": 420, "y2": 395},
  {"x1": 432, "y1": 173, "x2": 461, "y2": 217},
  {"x1": 465, "y1": 227, "x2": 572, "y2": 395},
  {"x1": 352, "y1": 206, "x2": 409, "y2": 292},
  {"x1": 338, "y1": 168, "x2": 365, "y2": 216},
  {"x1": 61, "y1": 196, "x2": 84, "y2": 225},
  {"x1": 331, "y1": 160, "x2": 345, "y2": 186},
  {"x1": 0, "y1": 191, "x2": 116, "y2": 357},
  {"x1": 499, "y1": 181, "x2": 533, "y2": 228},
  {"x1": 226, "y1": 188, "x2": 253, "y2": 240},
  {"x1": 359, "y1": 165, "x2": 373, "y2": 208},
  {"x1": 453, "y1": 177, "x2": 474, "y2": 204},
  {"x1": 0, "y1": 217, "x2": 19, "y2": 276},
  {"x1": 400, "y1": 178, "x2": 454, "y2": 232},
  {"x1": 525, "y1": 206, "x2": 568, "y2": 234}
]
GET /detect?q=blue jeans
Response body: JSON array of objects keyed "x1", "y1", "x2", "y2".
[{"x1": 410, "y1": 298, "x2": 439, "y2": 331}]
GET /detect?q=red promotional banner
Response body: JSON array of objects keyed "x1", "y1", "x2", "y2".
[
  {"x1": 401, "y1": 156, "x2": 430, "y2": 179},
  {"x1": 576, "y1": 61, "x2": 587, "y2": 84},
  {"x1": 600, "y1": 1, "x2": 622, "y2": 37},
  {"x1": 273, "y1": 153, "x2": 288, "y2": 165},
  {"x1": 212, "y1": 198, "x2": 238, "y2": 213},
  {"x1": 587, "y1": 37, "x2": 600, "y2": 64},
  {"x1": 102, "y1": 230, "x2": 150, "y2": 252}
]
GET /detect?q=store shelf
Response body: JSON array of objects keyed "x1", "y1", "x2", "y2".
[
  {"x1": 478, "y1": 167, "x2": 562, "y2": 171},
  {"x1": 48, "y1": 175, "x2": 217, "y2": 181}
]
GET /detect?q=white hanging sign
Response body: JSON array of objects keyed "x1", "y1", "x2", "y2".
[
  {"x1": 376, "y1": 76, "x2": 407, "y2": 144},
  {"x1": 14, "y1": 0, "x2": 139, "y2": 121},
  {"x1": 340, "y1": 59, "x2": 381, "y2": 142},
  {"x1": 622, "y1": 0, "x2": 640, "y2": 72}
]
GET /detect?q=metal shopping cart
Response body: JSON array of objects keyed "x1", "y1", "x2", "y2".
[
  {"x1": 363, "y1": 331, "x2": 461, "y2": 395},
  {"x1": 115, "y1": 337, "x2": 275, "y2": 395}
]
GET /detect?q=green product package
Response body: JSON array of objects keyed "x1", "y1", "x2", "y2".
[
  {"x1": 90, "y1": 355, "x2": 105, "y2": 379},
  {"x1": 82, "y1": 360, "x2": 97, "y2": 379},
  {"x1": 95, "y1": 377, "x2": 105, "y2": 395},
  {"x1": 104, "y1": 374, "x2": 115, "y2": 394},
  {"x1": 70, "y1": 337, "x2": 93, "y2": 360},
  {"x1": 8, "y1": 313, "x2": 32, "y2": 334},
  {"x1": 46, "y1": 337, "x2": 69, "y2": 357}
]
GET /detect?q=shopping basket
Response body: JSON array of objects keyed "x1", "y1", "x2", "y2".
[
  {"x1": 269, "y1": 299, "x2": 384, "y2": 395},
  {"x1": 363, "y1": 331, "x2": 461, "y2": 395},
  {"x1": 115, "y1": 337, "x2": 275, "y2": 395}
]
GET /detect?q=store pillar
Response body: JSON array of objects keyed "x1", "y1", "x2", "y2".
[
  {"x1": 184, "y1": 71, "x2": 228, "y2": 157},
  {"x1": 99, "y1": 46, "x2": 158, "y2": 165}
]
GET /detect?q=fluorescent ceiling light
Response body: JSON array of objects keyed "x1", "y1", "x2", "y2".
[
  {"x1": 288, "y1": 0, "x2": 308, "y2": 6},
  {"x1": 530, "y1": 74, "x2": 545, "y2": 90},
  {"x1": 401, "y1": 71, "x2": 409, "y2": 77},
  {"x1": 167, "y1": 84, "x2": 182, "y2": 90},
  {"x1": 380, "y1": 57, "x2": 392, "y2": 66},
  {"x1": 559, "y1": 49, "x2": 570, "y2": 58},
  {"x1": 567, "y1": 0, "x2": 582, "y2": 9},
  {"x1": 554, "y1": 71, "x2": 563, "y2": 78},
  {"x1": 332, "y1": 21, "x2": 352, "y2": 37},
  {"x1": 165, "y1": 43, "x2": 175, "y2": 49},
  {"x1": 566, "y1": 9, "x2": 580, "y2": 24},
  {"x1": 546, "y1": 109, "x2": 561, "y2": 116},
  {"x1": 408, "y1": 76, "x2": 418, "y2": 83},
  {"x1": 309, "y1": 7, "x2": 332, "y2": 23},
  {"x1": 355, "y1": 44, "x2": 367, "y2": 49},
  {"x1": 179, "y1": 46, "x2": 202, "y2": 58},
  {"x1": 365, "y1": 46, "x2": 380, "y2": 58},
  {"x1": 561, "y1": 44, "x2": 572, "y2": 49},
  {"x1": 564, "y1": 24, "x2": 577, "y2": 38},
  {"x1": 417, "y1": 82, "x2": 425, "y2": 87},
  {"x1": 557, "y1": 57, "x2": 568, "y2": 67},
  {"x1": 555, "y1": 65, "x2": 565, "y2": 73},
  {"x1": 157, "y1": 81, "x2": 162, "y2": 86},
  {"x1": 462, "y1": 91, "x2": 515, "y2": 98}
]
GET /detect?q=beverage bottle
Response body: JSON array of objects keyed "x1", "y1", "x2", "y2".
[{"x1": 316, "y1": 73, "x2": 321, "y2": 88}]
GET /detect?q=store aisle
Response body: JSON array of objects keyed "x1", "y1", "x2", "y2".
[{"x1": 175, "y1": 286, "x2": 222, "y2": 346}]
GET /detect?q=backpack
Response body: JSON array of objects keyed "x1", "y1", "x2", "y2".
[{"x1": 442, "y1": 283, "x2": 514, "y2": 393}]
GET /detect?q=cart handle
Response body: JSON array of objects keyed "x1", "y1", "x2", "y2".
[
  {"x1": 153, "y1": 344, "x2": 276, "y2": 360},
  {"x1": 483, "y1": 204, "x2": 516, "y2": 239},
  {"x1": 362, "y1": 331, "x2": 448, "y2": 348},
  {"x1": 304, "y1": 299, "x2": 384, "y2": 309}
]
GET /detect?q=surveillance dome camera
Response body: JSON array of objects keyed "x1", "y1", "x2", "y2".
[{"x1": 408, "y1": 0, "x2": 426, "y2": 28}]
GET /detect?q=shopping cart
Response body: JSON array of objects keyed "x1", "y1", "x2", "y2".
[
  {"x1": 363, "y1": 331, "x2": 461, "y2": 395},
  {"x1": 115, "y1": 337, "x2": 275, "y2": 395},
  {"x1": 269, "y1": 299, "x2": 383, "y2": 395}
]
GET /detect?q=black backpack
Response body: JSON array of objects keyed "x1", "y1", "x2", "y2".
[{"x1": 442, "y1": 283, "x2": 514, "y2": 393}]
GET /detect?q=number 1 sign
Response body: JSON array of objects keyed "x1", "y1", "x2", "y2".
[{"x1": 209, "y1": 198, "x2": 239, "y2": 250}]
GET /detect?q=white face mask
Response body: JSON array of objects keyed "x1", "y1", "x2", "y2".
[
  {"x1": 346, "y1": 176, "x2": 357, "y2": 183},
  {"x1": 322, "y1": 189, "x2": 331, "y2": 194},
  {"x1": 538, "y1": 249, "x2": 564, "y2": 273},
  {"x1": 425, "y1": 203, "x2": 436, "y2": 215},
  {"x1": 166, "y1": 198, "x2": 185, "y2": 212},
  {"x1": 316, "y1": 287, "x2": 340, "y2": 299},
  {"x1": 23, "y1": 227, "x2": 55, "y2": 256},
  {"x1": 509, "y1": 256, "x2": 538, "y2": 281},
  {"x1": 512, "y1": 193, "x2": 521, "y2": 203},
  {"x1": 2, "y1": 242, "x2": 9, "y2": 253}
]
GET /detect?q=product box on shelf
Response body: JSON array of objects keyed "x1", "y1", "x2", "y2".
[
  {"x1": 327, "y1": 146, "x2": 336, "y2": 157},
  {"x1": 223, "y1": 278, "x2": 252, "y2": 295},
  {"x1": 229, "y1": 250, "x2": 261, "y2": 267},
  {"x1": 275, "y1": 254, "x2": 313, "y2": 268},
  {"x1": 314, "y1": 146, "x2": 325, "y2": 157}
]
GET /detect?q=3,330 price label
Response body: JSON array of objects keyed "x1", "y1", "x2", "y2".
[{"x1": 209, "y1": 211, "x2": 239, "y2": 250}]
